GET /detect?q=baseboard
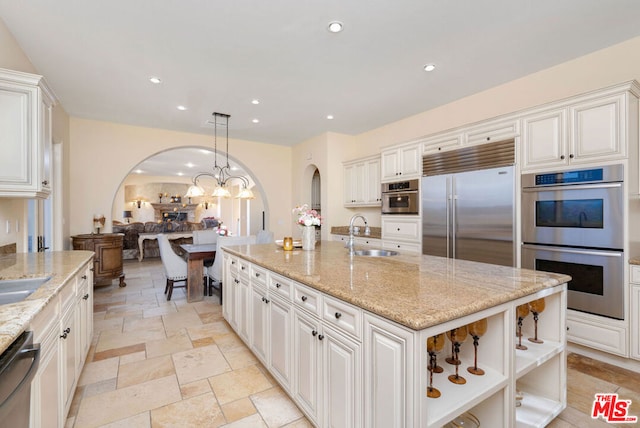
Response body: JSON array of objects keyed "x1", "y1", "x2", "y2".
[{"x1": 568, "y1": 342, "x2": 640, "y2": 374}]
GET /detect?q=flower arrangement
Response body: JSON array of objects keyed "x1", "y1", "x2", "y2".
[{"x1": 292, "y1": 204, "x2": 322, "y2": 227}]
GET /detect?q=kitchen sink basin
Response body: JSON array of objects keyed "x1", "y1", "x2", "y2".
[
  {"x1": 353, "y1": 249, "x2": 399, "y2": 257},
  {"x1": 0, "y1": 276, "x2": 52, "y2": 305}
]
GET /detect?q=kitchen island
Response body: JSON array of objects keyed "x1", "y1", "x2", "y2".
[{"x1": 221, "y1": 241, "x2": 570, "y2": 428}]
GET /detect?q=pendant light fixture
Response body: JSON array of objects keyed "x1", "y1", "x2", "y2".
[{"x1": 185, "y1": 112, "x2": 255, "y2": 200}]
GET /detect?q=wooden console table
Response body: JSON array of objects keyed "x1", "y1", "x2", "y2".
[{"x1": 71, "y1": 233, "x2": 126, "y2": 287}]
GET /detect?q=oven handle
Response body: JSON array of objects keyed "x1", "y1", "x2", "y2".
[
  {"x1": 522, "y1": 182, "x2": 622, "y2": 193},
  {"x1": 522, "y1": 244, "x2": 623, "y2": 258}
]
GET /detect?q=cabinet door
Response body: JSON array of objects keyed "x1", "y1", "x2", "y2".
[
  {"x1": 31, "y1": 322, "x2": 62, "y2": 428},
  {"x1": 631, "y1": 285, "x2": 640, "y2": 360},
  {"x1": 78, "y1": 272, "x2": 93, "y2": 364},
  {"x1": 521, "y1": 109, "x2": 567, "y2": 170},
  {"x1": 366, "y1": 158, "x2": 381, "y2": 204},
  {"x1": 269, "y1": 296, "x2": 293, "y2": 390},
  {"x1": 0, "y1": 83, "x2": 36, "y2": 192},
  {"x1": 343, "y1": 164, "x2": 355, "y2": 205},
  {"x1": 364, "y1": 314, "x2": 413, "y2": 428},
  {"x1": 570, "y1": 93, "x2": 625, "y2": 163},
  {"x1": 237, "y1": 275, "x2": 251, "y2": 343},
  {"x1": 381, "y1": 150, "x2": 400, "y2": 181},
  {"x1": 95, "y1": 237, "x2": 123, "y2": 282},
  {"x1": 250, "y1": 284, "x2": 270, "y2": 364},
  {"x1": 222, "y1": 255, "x2": 235, "y2": 322},
  {"x1": 293, "y1": 309, "x2": 322, "y2": 425},
  {"x1": 422, "y1": 133, "x2": 461, "y2": 156},
  {"x1": 322, "y1": 326, "x2": 362, "y2": 428},
  {"x1": 399, "y1": 145, "x2": 421, "y2": 178},
  {"x1": 60, "y1": 303, "x2": 80, "y2": 414},
  {"x1": 465, "y1": 118, "x2": 519, "y2": 146}
]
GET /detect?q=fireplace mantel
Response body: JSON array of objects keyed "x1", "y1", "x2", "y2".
[{"x1": 150, "y1": 203, "x2": 199, "y2": 222}]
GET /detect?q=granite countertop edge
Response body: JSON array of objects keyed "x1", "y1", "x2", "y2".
[
  {"x1": 223, "y1": 242, "x2": 570, "y2": 331},
  {"x1": 0, "y1": 251, "x2": 94, "y2": 355}
]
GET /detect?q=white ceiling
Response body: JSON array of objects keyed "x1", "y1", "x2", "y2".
[{"x1": 2, "y1": 0, "x2": 640, "y2": 150}]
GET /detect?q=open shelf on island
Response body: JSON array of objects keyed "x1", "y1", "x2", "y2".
[
  {"x1": 515, "y1": 339, "x2": 564, "y2": 378},
  {"x1": 425, "y1": 361, "x2": 508, "y2": 427},
  {"x1": 516, "y1": 391, "x2": 564, "y2": 428}
]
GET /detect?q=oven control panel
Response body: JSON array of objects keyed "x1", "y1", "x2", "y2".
[{"x1": 535, "y1": 168, "x2": 603, "y2": 186}]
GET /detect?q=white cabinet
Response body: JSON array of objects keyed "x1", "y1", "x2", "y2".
[
  {"x1": 0, "y1": 68, "x2": 56, "y2": 198},
  {"x1": 364, "y1": 314, "x2": 414, "y2": 428},
  {"x1": 30, "y1": 259, "x2": 93, "y2": 428},
  {"x1": 236, "y1": 262, "x2": 251, "y2": 343},
  {"x1": 269, "y1": 295, "x2": 293, "y2": 390},
  {"x1": 421, "y1": 132, "x2": 462, "y2": 156},
  {"x1": 464, "y1": 118, "x2": 519, "y2": 146},
  {"x1": 521, "y1": 108, "x2": 567, "y2": 170},
  {"x1": 292, "y1": 293, "x2": 362, "y2": 428},
  {"x1": 521, "y1": 83, "x2": 639, "y2": 171},
  {"x1": 382, "y1": 215, "x2": 421, "y2": 254},
  {"x1": 381, "y1": 143, "x2": 421, "y2": 182},
  {"x1": 250, "y1": 283, "x2": 270, "y2": 364},
  {"x1": 630, "y1": 265, "x2": 640, "y2": 360},
  {"x1": 343, "y1": 155, "x2": 381, "y2": 207}
]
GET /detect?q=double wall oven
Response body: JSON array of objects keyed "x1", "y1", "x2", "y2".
[{"x1": 521, "y1": 165, "x2": 625, "y2": 320}]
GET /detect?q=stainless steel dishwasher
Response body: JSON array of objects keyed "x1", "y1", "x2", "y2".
[{"x1": 0, "y1": 331, "x2": 40, "y2": 428}]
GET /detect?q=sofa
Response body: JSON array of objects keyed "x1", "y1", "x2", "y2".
[{"x1": 113, "y1": 218, "x2": 219, "y2": 260}]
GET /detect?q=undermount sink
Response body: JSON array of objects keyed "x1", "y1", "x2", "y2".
[
  {"x1": 353, "y1": 249, "x2": 399, "y2": 257},
  {"x1": 0, "y1": 276, "x2": 52, "y2": 305}
]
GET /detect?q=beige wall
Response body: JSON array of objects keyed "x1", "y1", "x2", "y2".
[{"x1": 69, "y1": 118, "x2": 292, "y2": 240}]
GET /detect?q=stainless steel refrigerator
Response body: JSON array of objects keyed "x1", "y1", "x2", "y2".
[{"x1": 421, "y1": 140, "x2": 516, "y2": 267}]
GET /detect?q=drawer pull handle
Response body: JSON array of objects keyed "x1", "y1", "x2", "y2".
[
  {"x1": 301, "y1": 296, "x2": 308, "y2": 302},
  {"x1": 255, "y1": 272, "x2": 260, "y2": 277},
  {"x1": 83, "y1": 294, "x2": 89, "y2": 300},
  {"x1": 82, "y1": 275, "x2": 87, "y2": 280},
  {"x1": 60, "y1": 332, "x2": 68, "y2": 339},
  {"x1": 275, "y1": 283, "x2": 281, "y2": 288},
  {"x1": 234, "y1": 279, "x2": 240, "y2": 284},
  {"x1": 241, "y1": 266, "x2": 246, "y2": 270},
  {"x1": 335, "y1": 312, "x2": 342, "y2": 319},
  {"x1": 264, "y1": 298, "x2": 270, "y2": 304},
  {"x1": 64, "y1": 328, "x2": 71, "y2": 334},
  {"x1": 232, "y1": 261, "x2": 236, "y2": 265},
  {"x1": 318, "y1": 334, "x2": 325, "y2": 341},
  {"x1": 312, "y1": 330, "x2": 318, "y2": 336}
]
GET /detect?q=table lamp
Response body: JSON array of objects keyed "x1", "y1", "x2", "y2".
[{"x1": 123, "y1": 211, "x2": 133, "y2": 223}]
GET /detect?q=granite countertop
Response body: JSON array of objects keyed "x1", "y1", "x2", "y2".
[
  {"x1": 330, "y1": 226, "x2": 382, "y2": 239},
  {"x1": 0, "y1": 251, "x2": 94, "y2": 355},
  {"x1": 224, "y1": 241, "x2": 570, "y2": 330}
]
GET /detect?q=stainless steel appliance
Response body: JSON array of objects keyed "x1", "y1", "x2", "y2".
[
  {"x1": 421, "y1": 140, "x2": 516, "y2": 267},
  {"x1": 0, "y1": 331, "x2": 40, "y2": 428},
  {"x1": 381, "y1": 179, "x2": 419, "y2": 215},
  {"x1": 521, "y1": 165, "x2": 624, "y2": 319}
]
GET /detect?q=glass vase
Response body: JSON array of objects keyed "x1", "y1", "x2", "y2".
[{"x1": 301, "y1": 226, "x2": 316, "y2": 251}]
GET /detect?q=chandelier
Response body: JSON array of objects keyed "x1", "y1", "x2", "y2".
[{"x1": 185, "y1": 112, "x2": 255, "y2": 199}]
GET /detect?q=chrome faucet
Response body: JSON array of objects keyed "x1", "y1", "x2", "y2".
[{"x1": 345, "y1": 214, "x2": 371, "y2": 255}]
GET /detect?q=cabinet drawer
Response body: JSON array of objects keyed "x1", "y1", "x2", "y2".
[
  {"x1": 465, "y1": 118, "x2": 519, "y2": 146},
  {"x1": 293, "y1": 282, "x2": 322, "y2": 317},
  {"x1": 238, "y1": 259, "x2": 250, "y2": 277},
  {"x1": 322, "y1": 295, "x2": 362, "y2": 339},
  {"x1": 251, "y1": 265, "x2": 267, "y2": 287},
  {"x1": 355, "y1": 237, "x2": 381, "y2": 248},
  {"x1": 630, "y1": 265, "x2": 640, "y2": 284},
  {"x1": 382, "y1": 240, "x2": 421, "y2": 254},
  {"x1": 269, "y1": 272, "x2": 292, "y2": 300},
  {"x1": 382, "y1": 217, "x2": 420, "y2": 241},
  {"x1": 567, "y1": 312, "x2": 627, "y2": 356},
  {"x1": 59, "y1": 275, "x2": 77, "y2": 312},
  {"x1": 228, "y1": 255, "x2": 240, "y2": 274}
]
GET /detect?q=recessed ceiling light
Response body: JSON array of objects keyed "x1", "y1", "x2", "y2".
[
  {"x1": 177, "y1": 105, "x2": 187, "y2": 111},
  {"x1": 251, "y1": 99, "x2": 260, "y2": 105},
  {"x1": 134, "y1": 169, "x2": 143, "y2": 174},
  {"x1": 149, "y1": 77, "x2": 161, "y2": 84},
  {"x1": 252, "y1": 119, "x2": 260, "y2": 123},
  {"x1": 423, "y1": 64, "x2": 436, "y2": 72},
  {"x1": 327, "y1": 21, "x2": 343, "y2": 33},
  {"x1": 177, "y1": 172, "x2": 184, "y2": 176},
  {"x1": 327, "y1": 115, "x2": 334, "y2": 120},
  {"x1": 185, "y1": 162, "x2": 195, "y2": 168}
]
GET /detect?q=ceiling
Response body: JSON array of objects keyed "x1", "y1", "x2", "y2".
[{"x1": 2, "y1": 1, "x2": 640, "y2": 148}]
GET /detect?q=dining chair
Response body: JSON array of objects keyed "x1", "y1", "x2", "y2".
[
  {"x1": 207, "y1": 235, "x2": 256, "y2": 303},
  {"x1": 157, "y1": 233, "x2": 187, "y2": 300}
]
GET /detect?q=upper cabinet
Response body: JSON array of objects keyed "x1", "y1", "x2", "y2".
[
  {"x1": 464, "y1": 117, "x2": 519, "y2": 146},
  {"x1": 521, "y1": 82, "x2": 639, "y2": 171},
  {"x1": 381, "y1": 143, "x2": 421, "y2": 182},
  {"x1": 0, "y1": 68, "x2": 57, "y2": 198},
  {"x1": 343, "y1": 155, "x2": 381, "y2": 207}
]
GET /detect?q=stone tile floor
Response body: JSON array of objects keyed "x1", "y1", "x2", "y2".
[{"x1": 66, "y1": 259, "x2": 640, "y2": 427}]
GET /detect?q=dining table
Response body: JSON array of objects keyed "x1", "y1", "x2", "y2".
[{"x1": 179, "y1": 243, "x2": 216, "y2": 302}]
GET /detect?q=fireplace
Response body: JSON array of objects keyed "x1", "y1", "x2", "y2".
[{"x1": 151, "y1": 203, "x2": 198, "y2": 222}]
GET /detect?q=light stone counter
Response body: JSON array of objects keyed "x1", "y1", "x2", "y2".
[
  {"x1": 224, "y1": 241, "x2": 570, "y2": 330},
  {"x1": 0, "y1": 251, "x2": 94, "y2": 355}
]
